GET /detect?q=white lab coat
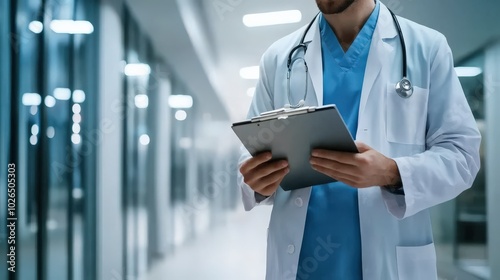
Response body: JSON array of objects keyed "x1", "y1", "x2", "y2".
[{"x1": 238, "y1": 3, "x2": 481, "y2": 280}]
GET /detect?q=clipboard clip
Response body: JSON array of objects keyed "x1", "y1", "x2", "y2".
[{"x1": 251, "y1": 106, "x2": 317, "y2": 122}]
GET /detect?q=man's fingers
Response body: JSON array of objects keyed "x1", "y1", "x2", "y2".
[
  {"x1": 310, "y1": 157, "x2": 359, "y2": 176},
  {"x1": 244, "y1": 161, "x2": 288, "y2": 187},
  {"x1": 310, "y1": 162, "x2": 360, "y2": 183},
  {"x1": 240, "y1": 152, "x2": 272, "y2": 174},
  {"x1": 355, "y1": 141, "x2": 371, "y2": 153},
  {"x1": 250, "y1": 160, "x2": 288, "y2": 180},
  {"x1": 254, "y1": 167, "x2": 289, "y2": 195},
  {"x1": 311, "y1": 149, "x2": 358, "y2": 165},
  {"x1": 254, "y1": 167, "x2": 289, "y2": 192}
]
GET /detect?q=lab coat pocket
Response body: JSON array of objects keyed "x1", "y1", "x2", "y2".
[
  {"x1": 386, "y1": 83, "x2": 429, "y2": 145},
  {"x1": 396, "y1": 243, "x2": 437, "y2": 280}
]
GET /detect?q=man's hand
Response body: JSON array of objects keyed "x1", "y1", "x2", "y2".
[
  {"x1": 240, "y1": 152, "x2": 289, "y2": 197},
  {"x1": 310, "y1": 142, "x2": 401, "y2": 188}
]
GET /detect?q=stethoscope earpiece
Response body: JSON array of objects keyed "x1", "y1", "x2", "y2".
[{"x1": 395, "y1": 77, "x2": 413, "y2": 98}]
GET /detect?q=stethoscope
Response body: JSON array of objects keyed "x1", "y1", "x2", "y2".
[{"x1": 286, "y1": 9, "x2": 413, "y2": 109}]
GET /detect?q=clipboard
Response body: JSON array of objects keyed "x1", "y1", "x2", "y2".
[{"x1": 232, "y1": 105, "x2": 358, "y2": 191}]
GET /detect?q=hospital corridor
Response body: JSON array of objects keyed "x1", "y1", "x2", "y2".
[{"x1": 1, "y1": 0, "x2": 500, "y2": 280}]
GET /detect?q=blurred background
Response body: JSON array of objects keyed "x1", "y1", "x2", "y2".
[{"x1": 0, "y1": 0, "x2": 499, "y2": 279}]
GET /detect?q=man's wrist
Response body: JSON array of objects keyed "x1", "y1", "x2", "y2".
[
  {"x1": 384, "y1": 158, "x2": 402, "y2": 186},
  {"x1": 383, "y1": 158, "x2": 404, "y2": 194}
]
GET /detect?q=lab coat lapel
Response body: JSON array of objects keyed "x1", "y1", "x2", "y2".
[
  {"x1": 359, "y1": 4, "x2": 398, "y2": 118},
  {"x1": 303, "y1": 17, "x2": 323, "y2": 106}
]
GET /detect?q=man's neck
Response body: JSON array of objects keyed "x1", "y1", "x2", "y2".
[{"x1": 323, "y1": 0, "x2": 376, "y2": 51}]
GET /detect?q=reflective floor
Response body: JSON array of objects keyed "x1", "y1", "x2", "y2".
[
  {"x1": 146, "y1": 205, "x2": 485, "y2": 280},
  {"x1": 148, "y1": 206, "x2": 271, "y2": 280}
]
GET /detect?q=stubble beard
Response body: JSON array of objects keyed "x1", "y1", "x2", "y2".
[{"x1": 316, "y1": 0, "x2": 357, "y2": 14}]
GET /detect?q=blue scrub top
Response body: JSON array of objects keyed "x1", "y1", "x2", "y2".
[{"x1": 296, "y1": 2, "x2": 380, "y2": 280}]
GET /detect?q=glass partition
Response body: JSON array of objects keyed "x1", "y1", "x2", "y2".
[
  {"x1": 1, "y1": 0, "x2": 99, "y2": 279},
  {"x1": 454, "y1": 53, "x2": 489, "y2": 279},
  {"x1": 432, "y1": 50, "x2": 489, "y2": 279}
]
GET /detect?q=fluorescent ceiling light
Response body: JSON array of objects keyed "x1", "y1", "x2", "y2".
[
  {"x1": 243, "y1": 10, "x2": 302, "y2": 27},
  {"x1": 22, "y1": 93, "x2": 41, "y2": 106},
  {"x1": 71, "y1": 134, "x2": 81, "y2": 145},
  {"x1": 73, "y1": 90, "x2": 86, "y2": 103},
  {"x1": 247, "y1": 87, "x2": 256, "y2": 97},
  {"x1": 72, "y1": 188, "x2": 83, "y2": 199},
  {"x1": 53, "y1": 88, "x2": 71, "y2": 100},
  {"x1": 240, "y1": 66, "x2": 259, "y2": 80},
  {"x1": 29, "y1": 21, "x2": 43, "y2": 34},
  {"x1": 50, "y1": 20, "x2": 94, "y2": 34},
  {"x1": 124, "y1": 63, "x2": 151, "y2": 76},
  {"x1": 175, "y1": 110, "x2": 187, "y2": 121},
  {"x1": 45, "y1": 96, "x2": 56, "y2": 107},
  {"x1": 46, "y1": 126, "x2": 55, "y2": 139},
  {"x1": 72, "y1": 123, "x2": 81, "y2": 134},
  {"x1": 72, "y1": 104, "x2": 81, "y2": 114},
  {"x1": 134, "y1": 94, "x2": 149, "y2": 109},
  {"x1": 168, "y1": 95, "x2": 193, "y2": 109},
  {"x1": 139, "y1": 134, "x2": 150, "y2": 146},
  {"x1": 455, "y1": 67, "x2": 483, "y2": 77},
  {"x1": 30, "y1": 135, "x2": 38, "y2": 145},
  {"x1": 31, "y1": 125, "x2": 39, "y2": 136}
]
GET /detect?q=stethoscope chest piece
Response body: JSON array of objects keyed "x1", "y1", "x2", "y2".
[{"x1": 395, "y1": 77, "x2": 413, "y2": 98}]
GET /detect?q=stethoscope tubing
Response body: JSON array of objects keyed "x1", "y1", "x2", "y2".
[{"x1": 286, "y1": 8, "x2": 413, "y2": 107}]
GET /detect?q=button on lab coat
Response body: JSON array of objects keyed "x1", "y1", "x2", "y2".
[{"x1": 238, "y1": 3, "x2": 481, "y2": 279}]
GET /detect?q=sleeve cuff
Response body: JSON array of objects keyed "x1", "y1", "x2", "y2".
[{"x1": 380, "y1": 157, "x2": 415, "y2": 219}]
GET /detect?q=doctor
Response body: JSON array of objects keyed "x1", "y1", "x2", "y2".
[{"x1": 238, "y1": 0, "x2": 481, "y2": 279}]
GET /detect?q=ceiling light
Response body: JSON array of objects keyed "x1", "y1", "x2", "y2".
[
  {"x1": 73, "y1": 90, "x2": 86, "y2": 103},
  {"x1": 53, "y1": 88, "x2": 71, "y2": 100},
  {"x1": 72, "y1": 104, "x2": 81, "y2": 114},
  {"x1": 22, "y1": 93, "x2": 41, "y2": 106},
  {"x1": 29, "y1": 21, "x2": 43, "y2": 34},
  {"x1": 72, "y1": 188, "x2": 83, "y2": 199},
  {"x1": 44, "y1": 96, "x2": 56, "y2": 107},
  {"x1": 247, "y1": 87, "x2": 256, "y2": 97},
  {"x1": 72, "y1": 123, "x2": 81, "y2": 134},
  {"x1": 124, "y1": 63, "x2": 151, "y2": 76},
  {"x1": 31, "y1": 125, "x2": 39, "y2": 136},
  {"x1": 139, "y1": 134, "x2": 150, "y2": 146},
  {"x1": 134, "y1": 94, "x2": 149, "y2": 109},
  {"x1": 455, "y1": 67, "x2": 483, "y2": 77},
  {"x1": 71, "y1": 134, "x2": 81, "y2": 145},
  {"x1": 30, "y1": 135, "x2": 38, "y2": 145},
  {"x1": 50, "y1": 20, "x2": 94, "y2": 34},
  {"x1": 73, "y1": 114, "x2": 82, "y2": 124},
  {"x1": 169, "y1": 95, "x2": 193, "y2": 109},
  {"x1": 175, "y1": 110, "x2": 187, "y2": 121},
  {"x1": 240, "y1": 66, "x2": 259, "y2": 79},
  {"x1": 243, "y1": 10, "x2": 302, "y2": 27},
  {"x1": 47, "y1": 126, "x2": 55, "y2": 139}
]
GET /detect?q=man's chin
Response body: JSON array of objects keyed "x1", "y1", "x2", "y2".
[{"x1": 316, "y1": 0, "x2": 356, "y2": 15}]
